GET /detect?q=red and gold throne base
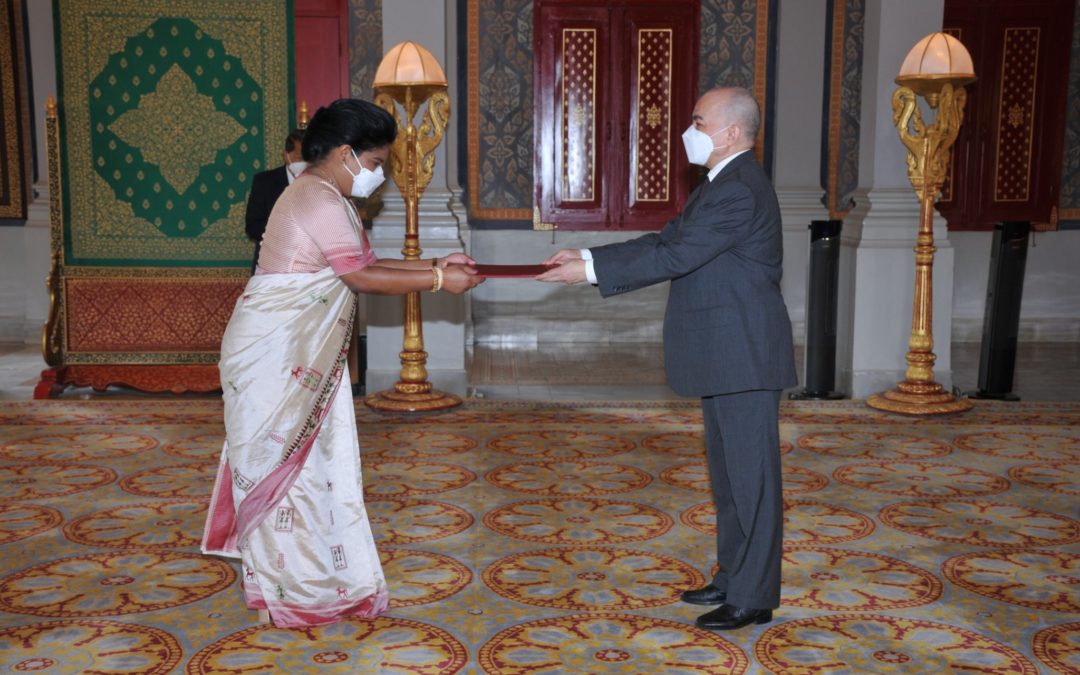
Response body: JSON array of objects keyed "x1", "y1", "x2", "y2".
[{"x1": 35, "y1": 276, "x2": 244, "y2": 398}]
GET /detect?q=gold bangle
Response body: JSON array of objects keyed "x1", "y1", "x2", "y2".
[{"x1": 430, "y1": 266, "x2": 443, "y2": 293}]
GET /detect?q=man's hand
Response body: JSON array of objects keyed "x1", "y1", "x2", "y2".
[
  {"x1": 542, "y1": 249, "x2": 583, "y2": 266},
  {"x1": 536, "y1": 259, "x2": 588, "y2": 285}
]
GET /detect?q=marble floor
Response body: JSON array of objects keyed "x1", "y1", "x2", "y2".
[{"x1": 1, "y1": 341, "x2": 1077, "y2": 401}]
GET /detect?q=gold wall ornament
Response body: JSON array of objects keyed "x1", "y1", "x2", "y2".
[
  {"x1": 298, "y1": 100, "x2": 308, "y2": 129},
  {"x1": 365, "y1": 42, "x2": 460, "y2": 412},
  {"x1": 867, "y1": 62, "x2": 974, "y2": 416}
]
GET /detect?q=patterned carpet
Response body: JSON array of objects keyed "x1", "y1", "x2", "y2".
[{"x1": 0, "y1": 398, "x2": 1078, "y2": 674}]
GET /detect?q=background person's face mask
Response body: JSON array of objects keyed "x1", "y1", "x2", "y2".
[
  {"x1": 286, "y1": 161, "x2": 307, "y2": 179},
  {"x1": 345, "y1": 149, "x2": 385, "y2": 198},
  {"x1": 681, "y1": 124, "x2": 731, "y2": 166}
]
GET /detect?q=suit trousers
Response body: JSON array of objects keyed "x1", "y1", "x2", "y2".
[{"x1": 702, "y1": 389, "x2": 783, "y2": 609}]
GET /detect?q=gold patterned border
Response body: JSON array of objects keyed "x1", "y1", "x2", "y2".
[
  {"x1": 560, "y1": 28, "x2": 597, "y2": 203},
  {"x1": 993, "y1": 26, "x2": 1039, "y2": 203},
  {"x1": 825, "y1": 1, "x2": 844, "y2": 218},
  {"x1": 633, "y1": 29, "x2": 673, "y2": 204},
  {"x1": 63, "y1": 266, "x2": 249, "y2": 279},
  {"x1": 753, "y1": 0, "x2": 769, "y2": 167},
  {"x1": 0, "y1": 0, "x2": 31, "y2": 219}
]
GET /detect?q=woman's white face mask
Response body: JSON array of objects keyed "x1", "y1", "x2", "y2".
[
  {"x1": 681, "y1": 124, "x2": 731, "y2": 166},
  {"x1": 344, "y1": 149, "x2": 385, "y2": 198}
]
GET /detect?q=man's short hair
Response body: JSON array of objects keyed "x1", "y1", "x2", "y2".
[
  {"x1": 716, "y1": 87, "x2": 761, "y2": 140},
  {"x1": 284, "y1": 128, "x2": 304, "y2": 153}
]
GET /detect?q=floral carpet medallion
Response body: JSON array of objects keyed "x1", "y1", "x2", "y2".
[
  {"x1": 481, "y1": 497, "x2": 673, "y2": 544},
  {"x1": 366, "y1": 498, "x2": 474, "y2": 545},
  {"x1": 754, "y1": 614, "x2": 1038, "y2": 674},
  {"x1": 0, "y1": 431, "x2": 158, "y2": 461},
  {"x1": 780, "y1": 546, "x2": 942, "y2": 610},
  {"x1": 0, "y1": 551, "x2": 235, "y2": 617},
  {"x1": 0, "y1": 504, "x2": 63, "y2": 545},
  {"x1": 62, "y1": 501, "x2": 208, "y2": 549},
  {"x1": 478, "y1": 613, "x2": 748, "y2": 674},
  {"x1": 364, "y1": 430, "x2": 478, "y2": 458},
  {"x1": 482, "y1": 546, "x2": 705, "y2": 610},
  {"x1": 0, "y1": 398, "x2": 1076, "y2": 672},
  {"x1": 186, "y1": 617, "x2": 468, "y2": 674},
  {"x1": 0, "y1": 619, "x2": 182, "y2": 674}
]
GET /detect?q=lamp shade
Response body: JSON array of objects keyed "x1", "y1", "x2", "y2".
[
  {"x1": 896, "y1": 32, "x2": 975, "y2": 93},
  {"x1": 374, "y1": 41, "x2": 447, "y2": 87}
]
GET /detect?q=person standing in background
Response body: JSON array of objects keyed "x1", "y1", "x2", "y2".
[{"x1": 245, "y1": 128, "x2": 306, "y2": 273}]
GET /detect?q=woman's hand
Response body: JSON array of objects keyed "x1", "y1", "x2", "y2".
[
  {"x1": 441, "y1": 264, "x2": 485, "y2": 294},
  {"x1": 438, "y1": 253, "x2": 477, "y2": 269}
]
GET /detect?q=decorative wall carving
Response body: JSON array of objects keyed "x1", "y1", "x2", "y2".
[
  {"x1": 821, "y1": 0, "x2": 864, "y2": 219},
  {"x1": 348, "y1": 0, "x2": 382, "y2": 102}
]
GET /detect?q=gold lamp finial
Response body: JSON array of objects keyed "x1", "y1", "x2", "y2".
[
  {"x1": 373, "y1": 40, "x2": 448, "y2": 88},
  {"x1": 896, "y1": 31, "x2": 976, "y2": 97}
]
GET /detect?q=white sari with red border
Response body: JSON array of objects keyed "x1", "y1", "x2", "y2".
[{"x1": 202, "y1": 265, "x2": 388, "y2": 627}]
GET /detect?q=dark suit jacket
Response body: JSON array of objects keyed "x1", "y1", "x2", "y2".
[
  {"x1": 592, "y1": 151, "x2": 797, "y2": 397},
  {"x1": 244, "y1": 165, "x2": 289, "y2": 271}
]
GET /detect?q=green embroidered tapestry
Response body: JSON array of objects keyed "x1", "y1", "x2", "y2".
[{"x1": 53, "y1": 0, "x2": 294, "y2": 267}]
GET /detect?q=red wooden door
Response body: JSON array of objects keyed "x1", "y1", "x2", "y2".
[
  {"x1": 294, "y1": 0, "x2": 350, "y2": 119},
  {"x1": 534, "y1": 0, "x2": 699, "y2": 230},
  {"x1": 940, "y1": 0, "x2": 1074, "y2": 230}
]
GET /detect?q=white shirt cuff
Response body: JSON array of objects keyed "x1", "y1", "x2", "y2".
[
  {"x1": 585, "y1": 259, "x2": 597, "y2": 285},
  {"x1": 579, "y1": 248, "x2": 593, "y2": 260}
]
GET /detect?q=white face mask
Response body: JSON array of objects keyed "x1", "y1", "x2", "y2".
[
  {"x1": 286, "y1": 161, "x2": 307, "y2": 180},
  {"x1": 681, "y1": 124, "x2": 731, "y2": 165},
  {"x1": 344, "y1": 149, "x2": 385, "y2": 198}
]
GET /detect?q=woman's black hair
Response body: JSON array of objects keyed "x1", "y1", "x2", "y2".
[{"x1": 301, "y1": 98, "x2": 397, "y2": 162}]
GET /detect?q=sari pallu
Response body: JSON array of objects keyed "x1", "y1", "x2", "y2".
[{"x1": 202, "y1": 266, "x2": 388, "y2": 627}]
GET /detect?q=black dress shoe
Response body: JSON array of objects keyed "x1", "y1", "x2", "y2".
[
  {"x1": 695, "y1": 604, "x2": 773, "y2": 630},
  {"x1": 680, "y1": 584, "x2": 727, "y2": 606}
]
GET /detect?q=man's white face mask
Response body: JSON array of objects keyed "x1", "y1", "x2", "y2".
[
  {"x1": 681, "y1": 124, "x2": 731, "y2": 166},
  {"x1": 286, "y1": 161, "x2": 307, "y2": 180}
]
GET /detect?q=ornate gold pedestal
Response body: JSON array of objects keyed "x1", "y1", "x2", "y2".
[{"x1": 867, "y1": 81, "x2": 973, "y2": 417}]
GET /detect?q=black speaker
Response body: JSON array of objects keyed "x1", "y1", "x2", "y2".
[
  {"x1": 968, "y1": 221, "x2": 1030, "y2": 400},
  {"x1": 790, "y1": 219, "x2": 845, "y2": 400}
]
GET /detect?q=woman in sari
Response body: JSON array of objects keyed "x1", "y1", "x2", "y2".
[{"x1": 202, "y1": 99, "x2": 483, "y2": 627}]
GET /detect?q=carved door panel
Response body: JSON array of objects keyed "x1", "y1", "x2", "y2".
[
  {"x1": 941, "y1": 0, "x2": 1074, "y2": 230},
  {"x1": 534, "y1": 0, "x2": 699, "y2": 230}
]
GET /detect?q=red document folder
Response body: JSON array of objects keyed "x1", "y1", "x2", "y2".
[{"x1": 473, "y1": 264, "x2": 554, "y2": 278}]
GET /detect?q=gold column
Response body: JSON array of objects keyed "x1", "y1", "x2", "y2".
[
  {"x1": 867, "y1": 33, "x2": 975, "y2": 416},
  {"x1": 364, "y1": 42, "x2": 460, "y2": 412}
]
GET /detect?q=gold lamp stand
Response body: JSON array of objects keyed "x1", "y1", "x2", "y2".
[
  {"x1": 867, "y1": 33, "x2": 975, "y2": 416},
  {"x1": 364, "y1": 41, "x2": 460, "y2": 412}
]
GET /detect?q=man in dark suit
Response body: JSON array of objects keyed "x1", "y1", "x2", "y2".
[
  {"x1": 245, "y1": 128, "x2": 305, "y2": 272},
  {"x1": 538, "y1": 86, "x2": 797, "y2": 630}
]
